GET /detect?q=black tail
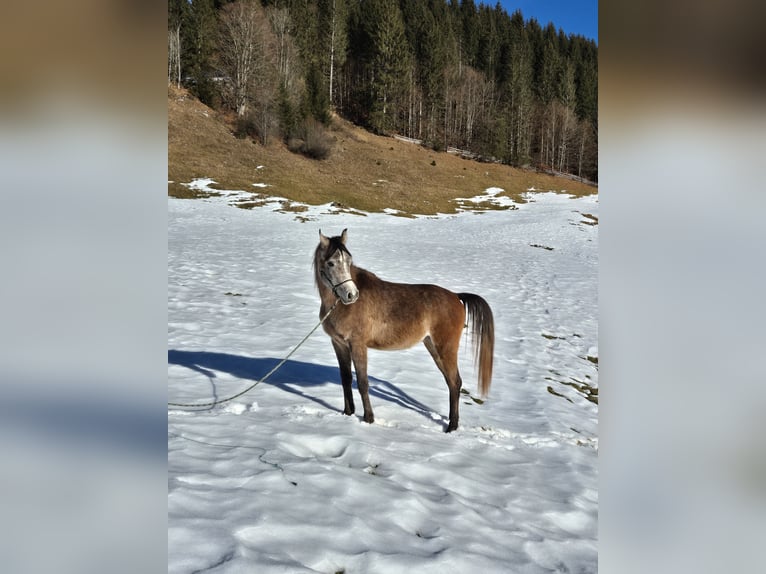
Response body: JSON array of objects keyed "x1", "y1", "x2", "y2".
[{"x1": 458, "y1": 293, "x2": 494, "y2": 397}]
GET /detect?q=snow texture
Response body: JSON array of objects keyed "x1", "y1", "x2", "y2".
[{"x1": 169, "y1": 187, "x2": 598, "y2": 573}]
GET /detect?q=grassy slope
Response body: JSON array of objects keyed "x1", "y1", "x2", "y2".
[{"x1": 168, "y1": 85, "x2": 597, "y2": 215}]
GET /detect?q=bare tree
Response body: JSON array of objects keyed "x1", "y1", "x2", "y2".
[
  {"x1": 167, "y1": 0, "x2": 183, "y2": 88},
  {"x1": 323, "y1": 0, "x2": 348, "y2": 108},
  {"x1": 267, "y1": 6, "x2": 294, "y2": 89},
  {"x1": 463, "y1": 67, "x2": 494, "y2": 148},
  {"x1": 218, "y1": 1, "x2": 268, "y2": 117},
  {"x1": 168, "y1": 26, "x2": 181, "y2": 87}
]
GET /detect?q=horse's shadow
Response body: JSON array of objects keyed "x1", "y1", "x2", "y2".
[{"x1": 168, "y1": 350, "x2": 444, "y2": 426}]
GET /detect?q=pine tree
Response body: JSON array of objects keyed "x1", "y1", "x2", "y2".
[
  {"x1": 459, "y1": 0, "x2": 479, "y2": 69},
  {"x1": 509, "y1": 24, "x2": 533, "y2": 165},
  {"x1": 475, "y1": 4, "x2": 499, "y2": 78},
  {"x1": 419, "y1": 9, "x2": 450, "y2": 144},
  {"x1": 558, "y1": 60, "x2": 577, "y2": 172},
  {"x1": 305, "y1": 62, "x2": 330, "y2": 123},
  {"x1": 183, "y1": 0, "x2": 218, "y2": 105},
  {"x1": 364, "y1": 0, "x2": 411, "y2": 133},
  {"x1": 574, "y1": 39, "x2": 598, "y2": 125},
  {"x1": 278, "y1": 81, "x2": 297, "y2": 139},
  {"x1": 538, "y1": 24, "x2": 561, "y2": 105}
]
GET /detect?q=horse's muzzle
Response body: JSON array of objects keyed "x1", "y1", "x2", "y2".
[
  {"x1": 336, "y1": 282, "x2": 359, "y2": 305},
  {"x1": 326, "y1": 275, "x2": 359, "y2": 305},
  {"x1": 341, "y1": 289, "x2": 359, "y2": 305}
]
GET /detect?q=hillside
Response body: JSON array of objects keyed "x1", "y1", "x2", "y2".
[{"x1": 168, "y1": 86, "x2": 596, "y2": 216}]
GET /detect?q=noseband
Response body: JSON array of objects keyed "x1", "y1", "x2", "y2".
[{"x1": 320, "y1": 269, "x2": 356, "y2": 299}]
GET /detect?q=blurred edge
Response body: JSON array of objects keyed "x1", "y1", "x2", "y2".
[
  {"x1": 0, "y1": 2, "x2": 166, "y2": 574},
  {"x1": 600, "y1": 1, "x2": 766, "y2": 574},
  {"x1": 0, "y1": 0, "x2": 163, "y2": 116}
]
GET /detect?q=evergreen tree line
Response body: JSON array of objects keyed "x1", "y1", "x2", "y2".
[{"x1": 169, "y1": 0, "x2": 598, "y2": 181}]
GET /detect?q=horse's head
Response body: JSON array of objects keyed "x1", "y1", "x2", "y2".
[{"x1": 316, "y1": 228, "x2": 360, "y2": 305}]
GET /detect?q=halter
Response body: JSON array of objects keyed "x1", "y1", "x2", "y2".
[{"x1": 320, "y1": 269, "x2": 356, "y2": 298}]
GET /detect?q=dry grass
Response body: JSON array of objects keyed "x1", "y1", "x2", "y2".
[{"x1": 168, "y1": 85, "x2": 597, "y2": 215}]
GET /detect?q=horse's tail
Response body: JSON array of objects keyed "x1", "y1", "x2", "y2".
[{"x1": 458, "y1": 293, "x2": 494, "y2": 398}]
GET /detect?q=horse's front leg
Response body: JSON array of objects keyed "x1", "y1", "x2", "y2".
[
  {"x1": 350, "y1": 343, "x2": 374, "y2": 424},
  {"x1": 332, "y1": 339, "x2": 355, "y2": 416}
]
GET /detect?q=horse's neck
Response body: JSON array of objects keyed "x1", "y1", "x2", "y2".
[{"x1": 352, "y1": 265, "x2": 375, "y2": 283}]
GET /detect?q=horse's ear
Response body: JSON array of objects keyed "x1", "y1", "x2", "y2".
[
  {"x1": 319, "y1": 229, "x2": 330, "y2": 248},
  {"x1": 340, "y1": 228, "x2": 348, "y2": 244}
]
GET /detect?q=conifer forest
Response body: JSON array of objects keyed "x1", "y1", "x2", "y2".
[{"x1": 168, "y1": 0, "x2": 598, "y2": 182}]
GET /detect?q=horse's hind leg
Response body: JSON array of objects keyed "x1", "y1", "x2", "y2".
[
  {"x1": 332, "y1": 339, "x2": 355, "y2": 416},
  {"x1": 424, "y1": 335, "x2": 463, "y2": 432}
]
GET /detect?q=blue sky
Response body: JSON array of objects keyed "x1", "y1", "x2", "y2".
[{"x1": 497, "y1": 1, "x2": 598, "y2": 42}]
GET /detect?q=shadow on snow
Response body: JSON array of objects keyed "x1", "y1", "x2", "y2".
[{"x1": 168, "y1": 350, "x2": 442, "y2": 425}]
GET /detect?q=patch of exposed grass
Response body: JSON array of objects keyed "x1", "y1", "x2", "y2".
[
  {"x1": 541, "y1": 333, "x2": 565, "y2": 340},
  {"x1": 561, "y1": 377, "x2": 599, "y2": 405},
  {"x1": 233, "y1": 201, "x2": 266, "y2": 210},
  {"x1": 547, "y1": 385, "x2": 574, "y2": 403},
  {"x1": 459, "y1": 387, "x2": 485, "y2": 405},
  {"x1": 168, "y1": 180, "x2": 216, "y2": 199},
  {"x1": 580, "y1": 212, "x2": 599, "y2": 225},
  {"x1": 453, "y1": 199, "x2": 519, "y2": 212},
  {"x1": 168, "y1": 86, "x2": 597, "y2": 215},
  {"x1": 546, "y1": 373, "x2": 599, "y2": 405}
]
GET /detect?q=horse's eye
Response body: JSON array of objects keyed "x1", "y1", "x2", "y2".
[{"x1": 327, "y1": 261, "x2": 335, "y2": 267}]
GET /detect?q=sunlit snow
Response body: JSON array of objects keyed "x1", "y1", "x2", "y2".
[{"x1": 168, "y1": 186, "x2": 598, "y2": 573}]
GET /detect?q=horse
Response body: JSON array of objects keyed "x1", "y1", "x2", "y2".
[{"x1": 314, "y1": 228, "x2": 494, "y2": 432}]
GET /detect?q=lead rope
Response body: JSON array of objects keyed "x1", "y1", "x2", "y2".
[{"x1": 168, "y1": 299, "x2": 339, "y2": 409}]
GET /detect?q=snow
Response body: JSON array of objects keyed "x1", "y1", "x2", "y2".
[
  {"x1": 183, "y1": 177, "x2": 217, "y2": 192},
  {"x1": 455, "y1": 186, "x2": 518, "y2": 209},
  {"x1": 168, "y1": 187, "x2": 598, "y2": 573}
]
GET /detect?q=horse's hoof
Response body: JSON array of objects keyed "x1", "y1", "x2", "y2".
[
  {"x1": 445, "y1": 423, "x2": 458, "y2": 433},
  {"x1": 343, "y1": 408, "x2": 355, "y2": 416},
  {"x1": 363, "y1": 414, "x2": 374, "y2": 424}
]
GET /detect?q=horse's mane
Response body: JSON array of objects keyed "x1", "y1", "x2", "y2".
[{"x1": 350, "y1": 265, "x2": 379, "y2": 288}]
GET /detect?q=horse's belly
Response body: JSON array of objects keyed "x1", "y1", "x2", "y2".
[
  {"x1": 367, "y1": 323, "x2": 427, "y2": 350},
  {"x1": 369, "y1": 339, "x2": 421, "y2": 351}
]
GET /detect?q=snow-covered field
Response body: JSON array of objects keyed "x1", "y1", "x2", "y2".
[{"x1": 168, "y1": 187, "x2": 598, "y2": 573}]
